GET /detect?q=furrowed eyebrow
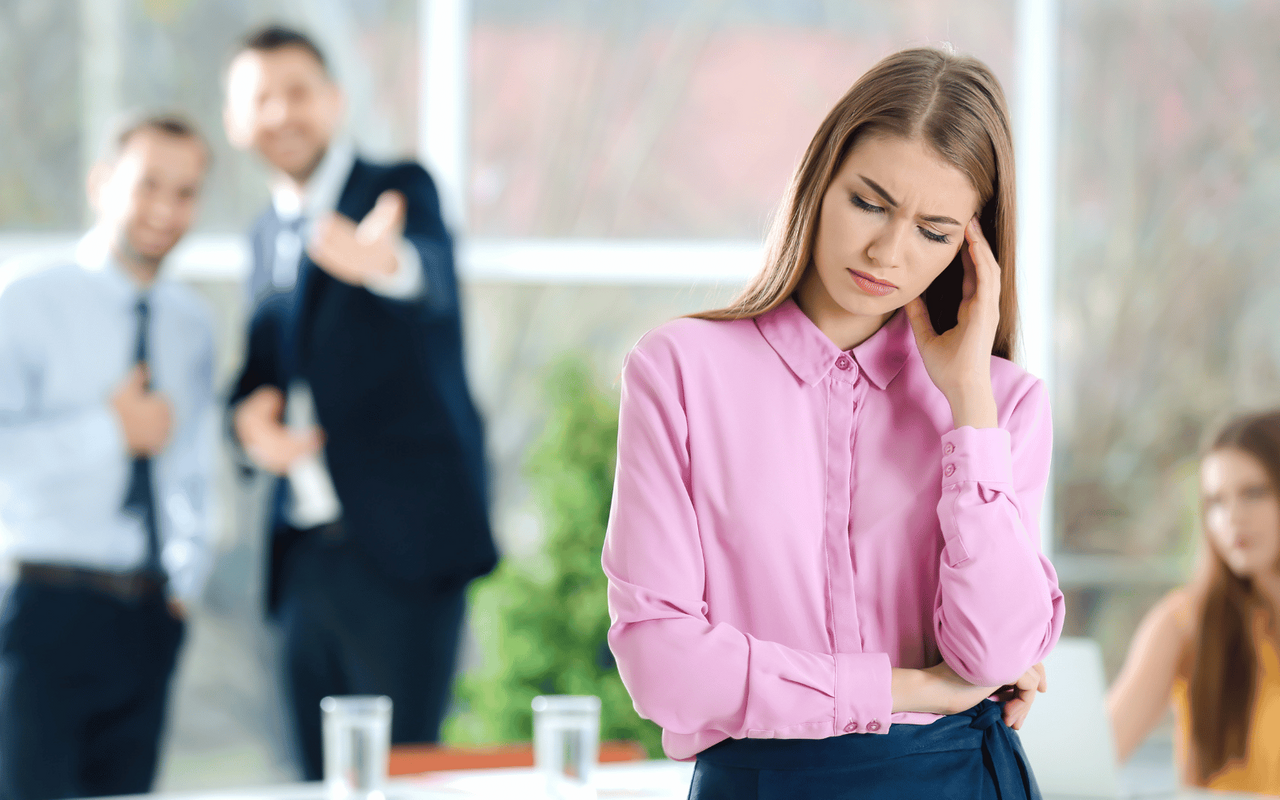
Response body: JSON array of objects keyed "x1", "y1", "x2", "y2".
[
  {"x1": 859, "y1": 176, "x2": 898, "y2": 207},
  {"x1": 920, "y1": 213, "x2": 962, "y2": 226},
  {"x1": 858, "y1": 174, "x2": 963, "y2": 227}
]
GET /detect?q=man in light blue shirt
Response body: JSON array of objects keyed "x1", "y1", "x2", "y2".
[{"x1": 0, "y1": 114, "x2": 216, "y2": 800}]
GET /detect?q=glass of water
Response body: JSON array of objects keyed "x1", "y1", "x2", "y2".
[
  {"x1": 321, "y1": 695, "x2": 392, "y2": 800},
  {"x1": 532, "y1": 695, "x2": 601, "y2": 799}
]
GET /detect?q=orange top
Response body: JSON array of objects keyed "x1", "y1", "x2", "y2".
[{"x1": 1172, "y1": 622, "x2": 1280, "y2": 792}]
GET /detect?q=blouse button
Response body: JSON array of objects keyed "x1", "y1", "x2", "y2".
[
  {"x1": 835, "y1": 356, "x2": 851, "y2": 370},
  {"x1": 944, "y1": 464, "x2": 956, "y2": 478},
  {"x1": 843, "y1": 721, "x2": 858, "y2": 733},
  {"x1": 867, "y1": 719, "x2": 882, "y2": 733},
  {"x1": 943, "y1": 443, "x2": 955, "y2": 455}
]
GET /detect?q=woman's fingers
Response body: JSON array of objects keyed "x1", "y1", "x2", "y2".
[
  {"x1": 964, "y1": 218, "x2": 1001, "y2": 311},
  {"x1": 1001, "y1": 663, "x2": 1047, "y2": 728},
  {"x1": 960, "y1": 240, "x2": 977, "y2": 303}
]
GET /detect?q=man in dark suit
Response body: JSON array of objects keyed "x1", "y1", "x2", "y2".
[{"x1": 222, "y1": 26, "x2": 497, "y2": 779}]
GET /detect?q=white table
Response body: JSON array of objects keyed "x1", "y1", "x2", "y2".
[{"x1": 128, "y1": 760, "x2": 1271, "y2": 800}]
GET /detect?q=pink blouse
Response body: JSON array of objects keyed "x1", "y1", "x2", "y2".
[{"x1": 602, "y1": 298, "x2": 1065, "y2": 761}]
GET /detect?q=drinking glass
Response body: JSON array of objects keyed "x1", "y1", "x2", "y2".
[
  {"x1": 321, "y1": 695, "x2": 392, "y2": 800},
  {"x1": 532, "y1": 695, "x2": 601, "y2": 799}
]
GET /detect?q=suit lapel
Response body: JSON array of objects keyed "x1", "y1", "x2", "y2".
[{"x1": 292, "y1": 158, "x2": 370, "y2": 379}]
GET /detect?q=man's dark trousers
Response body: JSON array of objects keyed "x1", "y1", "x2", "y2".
[
  {"x1": 277, "y1": 528, "x2": 467, "y2": 781},
  {"x1": 0, "y1": 580, "x2": 184, "y2": 800}
]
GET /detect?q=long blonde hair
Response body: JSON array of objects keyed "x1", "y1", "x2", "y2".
[{"x1": 696, "y1": 46, "x2": 1020, "y2": 361}]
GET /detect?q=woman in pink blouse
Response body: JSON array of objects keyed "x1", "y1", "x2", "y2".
[{"x1": 602, "y1": 47, "x2": 1065, "y2": 798}]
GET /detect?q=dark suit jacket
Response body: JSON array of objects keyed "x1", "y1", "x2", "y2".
[{"x1": 230, "y1": 156, "x2": 498, "y2": 611}]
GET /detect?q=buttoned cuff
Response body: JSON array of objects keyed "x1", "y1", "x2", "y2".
[
  {"x1": 940, "y1": 426, "x2": 1013, "y2": 488},
  {"x1": 834, "y1": 651, "x2": 892, "y2": 735},
  {"x1": 364, "y1": 238, "x2": 424, "y2": 299}
]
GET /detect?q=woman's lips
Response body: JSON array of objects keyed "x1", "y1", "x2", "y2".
[{"x1": 848, "y1": 268, "x2": 897, "y2": 297}]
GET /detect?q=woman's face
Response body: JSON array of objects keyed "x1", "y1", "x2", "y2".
[
  {"x1": 803, "y1": 134, "x2": 981, "y2": 337},
  {"x1": 1202, "y1": 447, "x2": 1280, "y2": 579}
]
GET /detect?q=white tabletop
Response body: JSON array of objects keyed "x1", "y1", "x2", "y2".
[{"x1": 120, "y1": 760, "x2": 1272, "y2": 800}]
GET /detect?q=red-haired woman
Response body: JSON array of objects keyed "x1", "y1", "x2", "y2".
[
  {"x1": 602, "y1": 46, "x2": 1064, "y2": 797},
  {"x1": 1109, "y1": 411, "x2": 1280, "y2": 792}
]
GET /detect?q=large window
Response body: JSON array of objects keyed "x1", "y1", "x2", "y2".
[
  {"x1": 0, "y1": 0, "x2": 420, "y2": 233},
  {"x1": 1054, "y1": 0, "x2": 1280, "y2": 665},
  {"x1": 10, "y1": 0, "x2": 1278, "y2": 786},
  {"x1": 468, "y1": 1, "x2": 1015, "y2": 239}
]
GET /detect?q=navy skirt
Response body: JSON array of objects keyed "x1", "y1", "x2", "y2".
[{"x1": 688, "y1": 700, "x2": 1040, "y2": 800}]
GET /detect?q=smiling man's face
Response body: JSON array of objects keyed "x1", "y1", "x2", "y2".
[
  {"x1": 92, "y1": 127, "x2": 207, "y2": 270},
  {"x1": 224, "y1": 45, "x2": 343, "y2": 183}
]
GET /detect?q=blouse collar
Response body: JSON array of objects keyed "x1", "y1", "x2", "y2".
[{"x1": 754, "y1": 297, "x2": 913, "y2": 390}]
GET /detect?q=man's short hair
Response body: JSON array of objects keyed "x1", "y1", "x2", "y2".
[
  {"x1": 238, "y1": 24, "x2": 329, "y2": 74},
  {"x1": 107, "y1": 112, "x2": 210, "y2": 165}
]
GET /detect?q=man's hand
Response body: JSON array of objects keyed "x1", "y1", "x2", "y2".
[
  {"x1": 232, "y1": 385, "x2": 324, "y2": 476},
  {"x1": 111, "y1": 366, "x2": 173, "y2": 457},
  {"x1": 995, "y1": 662, "x2": 1047, "y2": 730},
  {"x1": 307, "y1": 190, "x2": 406, "y2": 285},
  {"x1": 168, "y1": 598, "x2": 187, "y2": 620}
]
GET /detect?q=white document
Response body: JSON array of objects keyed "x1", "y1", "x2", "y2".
[{"x1": 284, "y1": 381, "x2": 342, "y2": 528}]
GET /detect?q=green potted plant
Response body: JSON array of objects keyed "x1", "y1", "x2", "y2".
[{"x1": 445, "y1": 357, "x2": 663, "y2": 757}]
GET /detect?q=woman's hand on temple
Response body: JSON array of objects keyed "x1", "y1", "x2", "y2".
[{"x1": 904, "y1": 218, "x2": 1001, "y2": 430}]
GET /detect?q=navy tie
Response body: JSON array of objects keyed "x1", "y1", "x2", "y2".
[{"x1": 121, "y1": 297, "x2": 164, "y2": 578}]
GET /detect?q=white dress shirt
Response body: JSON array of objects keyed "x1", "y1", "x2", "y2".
[
  {"x1": 0, "y1": 241, "x2": 217, "y2": 601},
  {"x1": 268, "y1": 140, "x2": 424, "y2": 528}
]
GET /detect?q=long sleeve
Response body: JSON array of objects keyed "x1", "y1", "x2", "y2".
[
  {"x1": 160, "y1": 324, "x2": 217, "y2": 602},
  {"x1": 603, "y1": 346, "x2": 892, "y2": 750},
  {"x1": 228, "y1": 293, "x2": 287, "y2": 410},
  {"x1": 398, "y1": 166, "x2": 459, "y2": 320},
  {"x1": 932, "y1": 377, "x2": 1065, "y2": 686},
  {"x1": 363, "y1": 238, "x2": 424, "y2": 299},
  {"x1": 0, "y1": 284, "x2": 129, "y2": 506},
  {"x1": 352, "y1": 164, "x2": 457, "y2": 321}
]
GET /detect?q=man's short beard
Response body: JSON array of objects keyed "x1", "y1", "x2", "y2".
[{"x1": 113, "y1": 230, "x2": 166, "y2": 277}]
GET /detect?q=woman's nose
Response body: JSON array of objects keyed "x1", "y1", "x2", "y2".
[{"x1": 866, "y1": 221, "x2": 908, "y2": 269}]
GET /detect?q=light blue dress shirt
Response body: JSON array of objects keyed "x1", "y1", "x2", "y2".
[{"x1": 0, "y1": 241, "x2": 216, "y2": 601}]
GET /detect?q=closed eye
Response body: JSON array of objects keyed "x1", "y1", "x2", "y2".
[
  {"x1": 851, "y1": 194, "x2": 883, "y2": 214},
  {"x1": 852, "y1": 194, "x2": 951, "y2": 244}
]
